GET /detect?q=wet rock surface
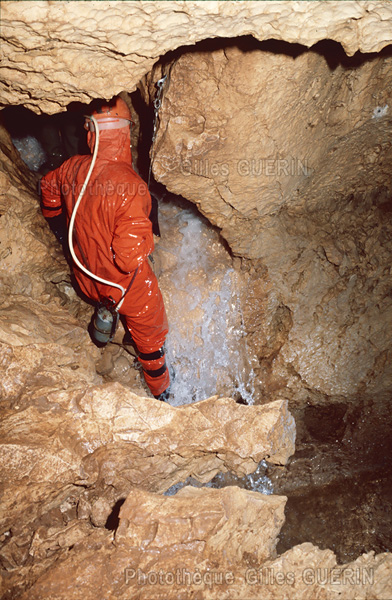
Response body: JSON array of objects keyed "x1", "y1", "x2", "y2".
[
  {"x1": 152, "y1": 41, "x2": 392, "y2": 410},
  {"x1": 277, "y1": 467, "x2": 392, "y2": 565},
  {"x1": 269, "y1": 396, "x2": 392, "y2": 564},
  {"x1": 1, "y1": 5, "x2": 392, "y2": 597},
  {"x1": 10, "y1": 488, "x2": 392, "y2": 600},
  {"x1": 0, "y1": 380, "x2": 295, "y2": 529},
  {"x1": 1, "y1": 2, "x2": 391, "y2": 113},
  {"x1": 146, "y1": 35, "x2": 392, "y2": 585}
]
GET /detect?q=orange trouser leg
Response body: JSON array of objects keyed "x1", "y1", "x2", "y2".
[
  {"x1": 121, "y1": 289, "x2": 170, "y2": 397},
  {"x1": 137, "y1": 348, "x2": 170, "y2": 397}
]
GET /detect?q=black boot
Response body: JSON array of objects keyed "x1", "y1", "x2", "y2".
[{"x1": 154, "y1": 388, "x2": 171, "y2": 402}]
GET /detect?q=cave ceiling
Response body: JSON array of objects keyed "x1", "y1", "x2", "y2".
[{"x1": 1, "y1": 1, "x2": 391, "y2": 113}]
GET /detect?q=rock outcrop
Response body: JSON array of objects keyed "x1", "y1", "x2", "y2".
[
  {"x1": 13, "y1": 486, "x2": 392, "y2": 600},
  {"x1": 151, "y1": 39, "x2": 392, "y2": 410},
  {"x1": 1, "y1": 2, "x2": 391, "y2": 113},
  {"x1": 0, "y1": 380, "x2": 295, "y2": 541}
]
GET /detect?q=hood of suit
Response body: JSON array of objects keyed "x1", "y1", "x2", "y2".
[{"x1": 87, "y1": 125, "x2": 132, "y2": 163}]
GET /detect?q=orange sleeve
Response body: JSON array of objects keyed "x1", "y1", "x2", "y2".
[{"x1": 40, "y1": 167, "x2": 63, "y2": 218}]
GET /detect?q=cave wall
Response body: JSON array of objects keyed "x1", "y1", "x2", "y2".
[
  {"x1": 1, "y1": 1, "x2": 391, "y2": 113},
  {"x1": 1, "y1": 2, "x2": 392, "y2": 597},
  {"x1": 151, "y1": 40, "x2": 392, "y2": 411}
]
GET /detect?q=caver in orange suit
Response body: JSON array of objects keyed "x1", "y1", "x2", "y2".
[{"x1": 40, "y1": 97, "x2": 170, "y2": 399}]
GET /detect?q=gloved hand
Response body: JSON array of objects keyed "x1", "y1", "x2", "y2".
[{"x1": 46, "y1": 212, "x2": 67, "y2": 245}]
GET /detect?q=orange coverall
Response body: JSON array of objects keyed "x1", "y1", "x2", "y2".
[{"x1": 40, "y1": 125, "x2": 170, "y2": 397}]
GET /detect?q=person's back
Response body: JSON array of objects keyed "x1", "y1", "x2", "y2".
[{"x1": 40, "y1": 97, "x2": 170, "y2": 401}]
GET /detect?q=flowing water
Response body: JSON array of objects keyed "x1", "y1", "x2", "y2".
[
  {"x1": 158, "y1": 197, "x2": 256, "y2": 407},
  {"x1": 157, "y1": 197, "x2": 392, "y2": 562},
  {"x1": 165, "y1": 459, "x2": 273, "y2": 497},
  {"x1": 154, "y1": 196, "x2": 274, "y2": 496}
]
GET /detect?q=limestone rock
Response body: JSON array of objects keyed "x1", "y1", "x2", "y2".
[
  {"x1": 152, "y1": 41, "x2": 392, "y2": 406},
  {"x1": 0, "y1": 383, "x2": 295, "y2": 569},
  {"x1": 28, "y1": 519, "x2": 93, "y2": 561},
  {"x1": 0, "y1": 124, "x2": 91, "y2": 321},
  {"x1": 15, "y1": 486, "x2": 392, "y2": 600},
  {"x1": 115, "y1": 486, "x2": 285, "y2": 564},
  {"x1": 153, "y1": 43, "x2": 391, "y2": 256},
  {"x1": 78, "y1": 388, "x2": 296, "y2": 492},
  {"x1": 1, "y1": 2, "x2": 391, "y2": 113},
  {"x1": 90, "y1": 497, "x2": 112, "y2": 528},
  {"x1": 0, "y1": 293, "x2": 101, "y2": 417}
]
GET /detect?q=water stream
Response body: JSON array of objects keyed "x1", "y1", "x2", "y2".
[
  {"x1": 158, "y1": 197, "x2": 256, "y2": 407},
  {"x1": 154, "y1": 196, "x2": 274, "y2": 496}
]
